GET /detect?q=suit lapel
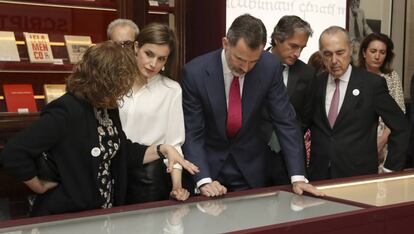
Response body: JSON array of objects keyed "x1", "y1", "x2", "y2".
[
  {"x1": 320, "y1": 74, "x2": 331, "y2": 128},
  {"x1": 204, "y1": 52, "x2": 228, "y2": 139},
  {"x1": 334, "y1": 68, "x2": 362, "y2": 127},
  {"x1": 286, "y1": 64, "x2": 298, "y2": 97}
]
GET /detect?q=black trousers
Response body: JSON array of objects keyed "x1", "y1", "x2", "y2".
[{"x1": 126, "y1": 159, "x2": 171, "y2": 204}]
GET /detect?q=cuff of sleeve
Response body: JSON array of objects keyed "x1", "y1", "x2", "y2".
[
  {"x1": 162, "y1": 159, "x2": 183, "y2": 170},
  {"x1": 194, "y1": 178, "x2": 213, "y2": 194},
  {"x1": 381, "y1": 167, "x2": 393, "y2": 173},
  {"x1": 291, "y1": 175, "x2": 309, "y2": 184}
]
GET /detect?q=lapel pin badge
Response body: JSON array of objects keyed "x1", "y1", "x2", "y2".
[
  {"x1": 91, "y1": 147, "x2": 101, "y2": 157},
  {"x1": 352, "y1": 89, "x2": 360, "y2": 96}
]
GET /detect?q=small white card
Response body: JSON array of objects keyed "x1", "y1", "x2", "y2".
[{"x1": 148, "y1": 1, "x2": 159, "y2": 6}]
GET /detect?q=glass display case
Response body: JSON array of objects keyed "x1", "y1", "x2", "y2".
[{"x1": 0, "y1": 191, "x2": 361, "y2": 233}]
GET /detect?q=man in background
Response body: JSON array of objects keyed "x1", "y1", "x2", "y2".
[
  {"x1": 265, "y1": 15, "x2": 316, "y2": 185},
  {"x1": 107, "y1": 18, "x2": 139, "y2": 46},
  {"x1": 309, "y1": 26, "x2": 409, "y2": 180}
]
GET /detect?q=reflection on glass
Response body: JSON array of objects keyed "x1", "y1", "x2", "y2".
[
  {"x1": 163, "y1": 205, "x2": 190, "y2": 234},
  {"x1": 0, "y1": 191, "x2": 360, "y2": 234},
  {"x1": 289, "y1": 194, "x2": 326, "y2": 211},
  {"x1": 318, "y1": 173, "x2": 414, "y2": 206}
]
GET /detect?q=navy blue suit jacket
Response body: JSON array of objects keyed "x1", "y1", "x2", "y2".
[{"x1": 181, "y1": 49, "x2": 305, "y2": 188}]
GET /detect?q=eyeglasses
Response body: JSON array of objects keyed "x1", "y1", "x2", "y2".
[{"x1": 119, "y1": 40, "x2": 135, "y2": 49}]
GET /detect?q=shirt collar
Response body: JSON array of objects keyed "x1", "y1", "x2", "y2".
[
  {"x1": 328, "y1": 64, "x2": 352, "y2": 83},
  {"x1": 221, "y1": 49, "x2": 233, "y2": 76},
  {"x1": 221, "y1": 49, "x2": 245, "y2": 79}
]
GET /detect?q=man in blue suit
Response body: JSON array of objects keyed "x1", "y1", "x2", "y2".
[{"x1": 181, "y1": 14, "x2": 322, "y2": 197}]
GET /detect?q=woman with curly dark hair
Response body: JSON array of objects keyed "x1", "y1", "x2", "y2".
[{"x1": 1, "y1": 41, "x2": 198, "y2": 216}]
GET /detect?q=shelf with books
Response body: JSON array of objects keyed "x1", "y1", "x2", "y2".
[
  {"x1": 0, "y1": 0, "x2": 117, "y2": 152},
  {"x1": 0, "y1": 62, "x2": 74, "y2": 73}
]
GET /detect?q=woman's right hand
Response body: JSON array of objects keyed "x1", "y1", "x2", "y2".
[{"x1": 24, "y1": 177, "x2": 58, "y2": 194}]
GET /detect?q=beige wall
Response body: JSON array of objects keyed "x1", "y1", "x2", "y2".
[{"x1": 391, "y1": 0, "x2": 406, "y2": 98}]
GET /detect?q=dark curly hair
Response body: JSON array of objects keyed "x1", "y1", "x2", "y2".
[
  {"x1": 67, "y1": 41, "x2": 141, "y2": 109},
  {"x1": 357, "y1": 32, "x2": 395, "y2": 74}
]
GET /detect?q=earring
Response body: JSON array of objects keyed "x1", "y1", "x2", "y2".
[{"x1": 161, "y1": 66, "x2": 165, "y2": 71}]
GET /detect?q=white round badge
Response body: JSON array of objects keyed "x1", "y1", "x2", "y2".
[
  {"x1": 352, "y1": 89, "x2": 360, "y2": 96},
  {"x1": 91, "y1": 147, "x2": 101, "y2": 157}
]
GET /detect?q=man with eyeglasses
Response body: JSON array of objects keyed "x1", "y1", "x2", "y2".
[
  {"x1": 264, "y1": 15, "x2": 316, "y2": 185},
  {"x1": 107, "y1": 18, "x2": 139, "y2": 48}
]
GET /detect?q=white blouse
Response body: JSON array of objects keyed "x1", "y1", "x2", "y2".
[{"x1": 119, "y1": 74, "x2": 185, "y2": 167}]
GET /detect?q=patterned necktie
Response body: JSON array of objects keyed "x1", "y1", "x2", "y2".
[
  {"x1": 328, "y1": 78, "x2": 340, "y2": 128},
  {"x1": 227, "y1": 76, "x2": 242, "y2": 138},
  {"x1": 304, "y1": 129, "x2": 311, "y2": 167}
]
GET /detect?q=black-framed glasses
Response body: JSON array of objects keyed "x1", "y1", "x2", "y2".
[{"x1": 119, "y1": 40, "x2": 135, "y2": 49}]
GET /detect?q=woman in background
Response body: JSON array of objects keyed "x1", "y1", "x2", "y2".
[
  {"x1": 119, "y1": 23, "x2": 189, "y2": 203},
  {"x1": 357, "y1": 32, "x2": 406, "y2": 172},
  {"x1": 307, "y1": 51, "x2": 326, "y2": 76},
  {"x1": 1, "y1": 41, "x2": 198, "y2": 216}
]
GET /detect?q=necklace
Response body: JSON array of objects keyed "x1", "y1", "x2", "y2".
[{"x1": 94, "y1": 107, "x2": 113, "y2": 127}]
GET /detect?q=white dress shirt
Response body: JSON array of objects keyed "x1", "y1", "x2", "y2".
[
  {"x1": 325, "y1": 65, "x2": 352, "y2": 117},
  {"x1": 119, "y1": 73, "x2": 185, "y2": 169},
  {"x1": 282, "y1": 64, "x2": 289, "y2": 87},
  {"x1": 222, "y1": 50, "x2": 245, "y2": 105}
]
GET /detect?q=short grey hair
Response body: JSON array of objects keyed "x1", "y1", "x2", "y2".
[
  {"x1": 107, "y1": 19, "x2": 139, "y2": 40},
  {"x1": 270, "y1": 15, "x2": 313, "y2": 46},
  {"x1": 319, "y1": 26, "x2": 351, "y2": 50}
]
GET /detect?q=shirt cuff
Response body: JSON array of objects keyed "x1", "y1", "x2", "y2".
[
  {"x1": 194, "y1": 178, "x2": 213, "y2": 194},
  {"x1": 291, "y1": 175, "x2": 309, "y2": 184},
  {"x1": 382, "y1": 167, "x2": 393, "y2": 173},
  {"x1": 162, "y1": 159, "x2": 183, "y2": 170}
]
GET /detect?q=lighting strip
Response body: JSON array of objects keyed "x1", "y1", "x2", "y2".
[
  {"x1": 16, "y1": 41, "x2": 65, "y2": 46},
  {"x1": 0, "y1": 0, "x2": 116, "y2": 11},
  {"x1": 16, "y1": 41, "x2": 95, "y2": 46},
  {"x1": 0, "y1": 95, "x2": 45, "y2": 100},
  {"x1": 148, "y1": 11, "x2": 169, "y2": 15},
  {"x1": 317, "y1": 174, "x2": 414, "y2": 190}
]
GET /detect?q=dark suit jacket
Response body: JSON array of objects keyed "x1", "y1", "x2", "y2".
[
  {"x1": 286, "y1": 59, "x2": 317, "y2": 130},
  {"x1": 1, "y1": 93, "x2": 147, "y2": 216},
  {"x1": 309, "y1": 67, "x2": 410, "y2": 180},
  {"x1": 261, "y1": 59, "x2": 316, "y2": 139},
  {"x1": 261, "y1": 59, "x2": 316, "y2": 185},
  {"x1": 181, "y1": 49, "x2": 305, "y2": 188}
]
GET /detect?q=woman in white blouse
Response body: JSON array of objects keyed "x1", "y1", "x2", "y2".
[{"x1": 119, "y1": 23, "x2": 189, "y2": 202}]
